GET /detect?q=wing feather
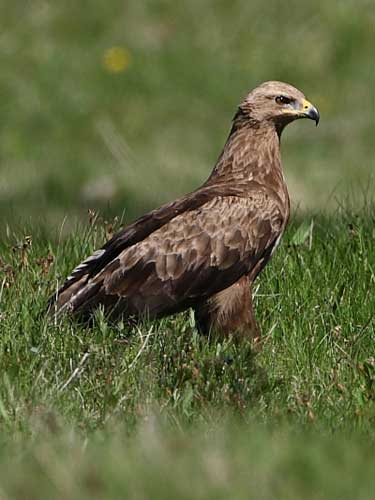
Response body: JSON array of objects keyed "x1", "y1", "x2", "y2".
[
  {"x1": 63, "y1": 191, "x2": 284, "y2": 318},
  {"x1": 51, "y1": 182, "x2": 257, "y2": 311}
]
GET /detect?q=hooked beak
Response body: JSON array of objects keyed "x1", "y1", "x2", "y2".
[{"x1": 301, "y1": 98, "x2": 320, "y2": 126}]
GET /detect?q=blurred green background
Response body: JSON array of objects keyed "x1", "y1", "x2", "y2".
[{"x1": 1, "y1": 0, "x2": 375, "y2": 232}]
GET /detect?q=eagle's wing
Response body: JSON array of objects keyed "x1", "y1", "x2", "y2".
[
  {"x1": 58, "y1": 189, "x2": 284, "y2": 319},
  {"x1": 51, "y1": 182, "x2": 249, "y2": 311}
]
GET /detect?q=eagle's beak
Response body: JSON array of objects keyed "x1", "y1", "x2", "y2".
[{"x1": 301, "y1": 99, "x2": 320, "y2": 126}]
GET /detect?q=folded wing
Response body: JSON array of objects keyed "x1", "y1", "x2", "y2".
[{"x1": 54, "y1": 189, "x2": 283, "y2": 320}]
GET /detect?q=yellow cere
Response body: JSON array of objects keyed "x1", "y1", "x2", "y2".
[
  {"x1": 103, "y1": 46, "x2": 131, "y2": 73},
  {"x1": 282, "y1": 98, "x2": 313, "y2": 115},
  {"x1": 301, "y1": 98, "x2": 313, "y2": 112}
]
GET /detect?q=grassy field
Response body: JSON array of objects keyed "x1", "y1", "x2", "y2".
[
  {"x1": 1, "y1": 210, "x2": 375, "y2": 498},
  {"x1": 1, "y1": 0, "x2": 375, "y2": 498},
  {"x1": 1, "y1": 0, "x2": 375, "y2": 230}
]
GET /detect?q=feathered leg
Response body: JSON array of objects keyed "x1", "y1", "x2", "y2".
[{"x1": 194, "y1": 276, "x2": 261, "y2": 341}]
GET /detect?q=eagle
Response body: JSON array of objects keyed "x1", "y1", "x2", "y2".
[{"x1": 49, "y1": 81, "x2": 319, "y2": 341}]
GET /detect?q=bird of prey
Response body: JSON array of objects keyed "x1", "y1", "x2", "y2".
[{"x1": 50, "y1": 81, "x2": 319, "y2": 341}]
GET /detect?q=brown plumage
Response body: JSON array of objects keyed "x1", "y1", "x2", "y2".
[{"x1": 49, "y1": 81, "x2": 319, "y2": 340}]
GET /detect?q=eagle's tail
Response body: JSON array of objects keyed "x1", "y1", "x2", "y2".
[{"x1": 47, "y1": 248, "x2": 109, "y2": 317}]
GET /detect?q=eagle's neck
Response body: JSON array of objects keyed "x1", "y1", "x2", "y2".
[{"x1": 206, "y1": 112, "x2": 289, "y2": 206}]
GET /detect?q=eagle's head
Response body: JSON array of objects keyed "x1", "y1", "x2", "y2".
[{"x1": 240, "y1": 81, "x2": 320, "y2": 130}]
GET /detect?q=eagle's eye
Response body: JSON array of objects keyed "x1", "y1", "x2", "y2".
[{"x1": 275, "y1": 95, "x2": 292, "y2": 105}]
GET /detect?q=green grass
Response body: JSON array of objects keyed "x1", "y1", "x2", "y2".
[
  {"x1": 0, "y1": 208, "x2": 375, "y2": 498},
  {"x1": 2, "y1": 422, "x2": 375, "y2": 500},
  {"x1": 1, "y1": 0, "x2": 375, "y2": 231}
]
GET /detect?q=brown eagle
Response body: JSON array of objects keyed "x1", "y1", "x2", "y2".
[{"x1": 50, "y1": 81, "x2": 319, "y2": 340}]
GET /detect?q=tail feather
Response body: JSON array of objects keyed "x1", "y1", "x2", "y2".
[
  {"x1": 47, "y1": 274, "x2": 91, "y2": 317},
  {"x1": 47, "y1": 248, "x2": 108, "y2": 317},
  {"x1": 58, "y1": 281, "x2": 103, "y2": 316}
]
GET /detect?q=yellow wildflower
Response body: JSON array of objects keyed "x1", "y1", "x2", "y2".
[{"x1": 103, "y1": 46, "x2": 131, "y2": 73}]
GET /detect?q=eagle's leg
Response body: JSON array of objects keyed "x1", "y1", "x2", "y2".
[{"x1": 194, "y1": 276, "x2": 261, "y2": 342}]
